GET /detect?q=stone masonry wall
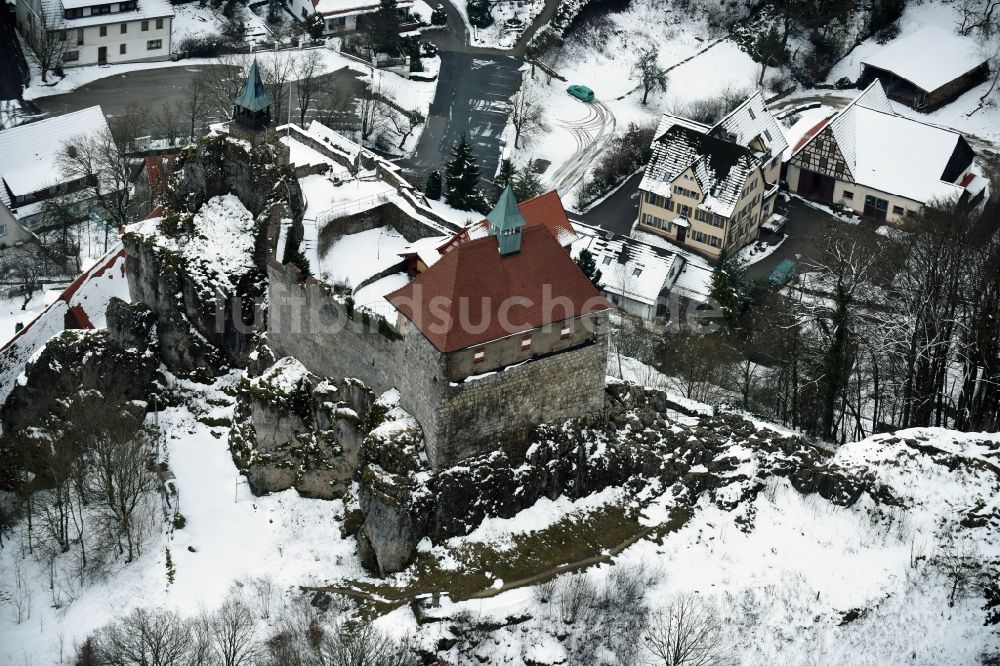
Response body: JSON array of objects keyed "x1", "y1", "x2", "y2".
[
  {"x1": 436, "y1": 336, "x2": 609, "y2": 465},
  {"x1": 267, "y1": 262, "x2": 449, "y2": 464}
]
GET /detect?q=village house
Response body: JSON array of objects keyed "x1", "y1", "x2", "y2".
[
  {"x1": 859, "y1": 25, "x2": 990, "y2": 111},
  {"x1": 636, "y1": 92, "x2": 786, "y2": 261},
  {"x1": 0, "y1": 106, "x2": 111, "y2": 230},
  {"x1": 0, "y1": 201, "x2": 34, "y2": 247},
  {"x1": 787, "y1": 81, "x2": 984, "y2": 224},
  {"x1": 289, "y1": 0, "x2": 414, "y2": 35},
  {"x1": 16, "y1": 0, "x2": 173, "y2": 66}
]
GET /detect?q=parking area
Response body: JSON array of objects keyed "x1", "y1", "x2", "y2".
[{"x1": 746, "y1": 197, "x2": 843, "y2": 282}]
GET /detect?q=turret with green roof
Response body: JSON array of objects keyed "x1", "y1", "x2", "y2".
[
  {"x1": 487, "y1": 185, "x2": 526, "y2": 255},
  {"x1": 232, "y1": 59, "x2": 273, "y2": 131}
]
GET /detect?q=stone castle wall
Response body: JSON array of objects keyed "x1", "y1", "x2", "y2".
[{"x1": 437, "y1": 336, "x2": 609, "y2": 465}]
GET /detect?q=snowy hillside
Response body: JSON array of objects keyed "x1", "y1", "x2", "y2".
[{"x1": 2, "y1": 363, "x2": 997, "y2": 665}]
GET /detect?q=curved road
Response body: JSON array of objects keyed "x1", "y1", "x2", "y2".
[{"x1": 550, "y1": 99, "x2": 616, "y2": 194}]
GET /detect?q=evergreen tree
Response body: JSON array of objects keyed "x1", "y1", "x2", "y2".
[
  {"x1": 444, "y1": 134, "x2": 480, "y2": 209},
  {"x1": 424, "y1": 169, "x2": 442, "y2": 200},
  {"x1": 576, "y1": 248, "x2": 603, "y2": 289},
  {"x1": 370, "y1": 0, "x2": 402, "y2": 54},
  {"x1": 709, "y1": 251, "x2": 751, "y2": 330},
  {"x1": 512, "y1": 165, "x2": 543, "y2": 202},
  {"x1": 430, "y1": 3, "x2": 447, "y2": 25},
  {"x1": 495, "y1": 158, "x2": 514, "y2": 189}
]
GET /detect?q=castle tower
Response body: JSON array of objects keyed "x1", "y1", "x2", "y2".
[
  {"x1": 486, "y1": 185, "x2": 526, "y2": 255},
  {"x1": 232, "y1": 59, "x2": 273, "y2": 132}
]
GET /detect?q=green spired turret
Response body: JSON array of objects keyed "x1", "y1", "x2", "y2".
[
  {"x1": 487, "y1": 185, "x2": 526, "y2": 255},
  {"x1": 232, "y1": 59, "x2": 273, "y2": 131}
]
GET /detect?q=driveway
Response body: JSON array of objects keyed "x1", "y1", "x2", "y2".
[
  {"x1": 399, "y1": 51, "x2": 522, "y2": 185},
  {"x1": 579, "y1": 170, "x2": 643, "y2": 235},
  {"x1": 746, "y1": 197, "x2": 839, "y2": 282}
]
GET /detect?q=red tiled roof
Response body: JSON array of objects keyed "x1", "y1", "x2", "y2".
[
  {"x1": 387, "y1": 225, "x2": 610, "y2": 352},
  {"x1": 439, "y1": 190, "x2": 578, "y2": 254}
]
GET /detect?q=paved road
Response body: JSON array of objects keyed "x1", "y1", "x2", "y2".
[
  {"x1": 33, "y1": 64, "x2": 365, "y2": 135},
  {"x1": 400, "y1": 51, "x2": 522, "y2": 185},
  {"x1": 580, "y1": 170, "x2": 643, "y2": 234}
]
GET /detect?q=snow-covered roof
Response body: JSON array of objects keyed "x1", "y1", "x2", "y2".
[
  {"x1": 305, "y1": 120, "x2": 362, "y2": 162},
  {"x1": 41, "y1": 0, "x2": 174, "y2": 28},
  {"x1": 311, "y1": 0, "x2": 411, "y2": 16},
  {"x1": 653, "y1": 113, "x2": 710, "y2": 141},
  {"x1": 0, "y1": 106, "x2": 109, "y2": 200},
  {"x1": 711, "y1": 91, "x2": 788, "y2": 159},
  {"x1": 640, "y1": 119, "x2": 760, "y2": 218},
  {"x1": 570, "y1": 225, "x2": 680, "y2": 307},
  {"x1": 794, "y1": 82, "x2": 974, "y2": 204},
  {"x1": 861, "y1": 25, "x2": 987, "y2": 94}
]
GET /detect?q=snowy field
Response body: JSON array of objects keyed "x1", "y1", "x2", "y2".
[{"x1": 317, "y1": 226, "x2": 410, "y2": 290}]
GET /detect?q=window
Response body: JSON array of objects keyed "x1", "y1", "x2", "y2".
[
  {"x1": 713, "y1": 214, "x2": 726, "y2": 228},
  {"x1": 748, "y1": 107, "x2": 756, "y2": 120},
  {"x1": 560, "y1": 325, "x2": 571, "y2": 340},
  {"x1": 602, "y1": 256, "x2": 612, "y2": 266},
  {"x1": 141, "y1": 19, "x2": 148, "y2": 30},
  {"x1": 120, "y1": 23, "x2": 126, "y2": 33},
  {"x1": 65, "y1": 49, "x2": 80, "y2": 60},
  {"x1": 58, "y1": 29, "x2": 66, "y2": 40},
  {"x1": 0, "y1": 224, "x2": 6, "y2": 237},
  {"x1": 693, "y1": 231, "x2": 705, "y2": 243},
  {"x1": 473, "y1": 349, "x2": 485, "y2": 363},
  {"x1": 865, "y1": 195, "x2": 889, "y2": 212},
  {"x1": 92, "y1": 4, "x2": 111, "y2": 14},
  {"x1": 521, "y1": 335, "x2": 532, "y2": 351},
  {"x1": 842, "y1": 190, "x2": 854, "y2": 200},
  {"x1": 155, "y1": 18, "x2": 163, "y2": 29},
  {"x1": 65, "y1": 8, "x2": 83, "y2": 17},
  {"x1": 99, "y1": 25, "x2": 107, "y2": 36},
  {"x1": 119, "y1": 0, "x2": 136, "y2": 8},
  {"x1": 632, "y1": 267, "x2": 643, "y2": 277},
  {"x1": 763, "y1": 129, "x2": 772, "y2": 142},
  {"x1": 147, "y1": 39, "x2": 162, "y2": 49},
  {"x1": 120, "y1": 43, "x2": 126, "y2": 54},
  {"x1": 892, "y1": 205, "x2": 905, "y2": 216},
  {"x1": 678, "y1": 204, "x2": 691, "y2": 218},
  {"x1": 695, "y1": 209, "x2": 708, "y2": 222},
  {"x1": 302, "y1": 6, "x2": 308, "y2": 17},
  {"x1": 709, "y1": 236, "x2": 721, "y2": 248}
]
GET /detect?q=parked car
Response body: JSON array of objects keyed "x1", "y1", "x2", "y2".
[
  {"x1": 768, "y1": 259, "x2": 797, "y2": 287},
  {"x1": 567, "y1": 84, "x2": 595, "y2": 102}
]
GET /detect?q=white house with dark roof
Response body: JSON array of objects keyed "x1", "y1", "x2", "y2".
[
  {"x1": 787, "y1": 81, "x2": 983, "y2": 223},
  {"x1": 15, "y1": 0, "x2": 173, "y2": 66},
  {"x1": 636, "y1": 91, "x2": 784, "y2": 260},
  {"x1": 0, "y1": 106, "x2": 110, "y2": 229},
  {"x1": 289, "y1": 0, "x2": 413, "y2": 34},
  {"x1": 859, "y1": 25, "x2": 990, "y2": 110}
]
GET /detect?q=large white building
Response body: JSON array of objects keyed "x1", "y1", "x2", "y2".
[
  {"x1": 16, "y1": 0, "x2": 173, "y2": 67},
  {"x1": 0, "y1": 106, "x2": 111, "y2": 230},
  {"x1": 289, "y1": 0, "x2": 413, "y2": 35}
]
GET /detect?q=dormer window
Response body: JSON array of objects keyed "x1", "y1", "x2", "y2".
[{"x1": 748, "y1": 107, "x2": 756, "y2": 120}]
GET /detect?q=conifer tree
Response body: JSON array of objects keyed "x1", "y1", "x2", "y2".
[
  {"x1": 444, "y1": 134, "x2": 480, "y2": 209},
  {"x1": 424, "y1": 169, "x2": 442, "y2": 200},
  {"x1": 495, "y1": 158, "x2": 514, "y2": 190},
  {"x1": 512, "y1": 165, "x2": 543, "y2": 202},
  {"x1": 576, "y1": 248, "x2": 603, "y2": 289}
]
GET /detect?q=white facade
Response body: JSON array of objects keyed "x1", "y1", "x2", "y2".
[{"x1": 16, "y1": 0, "x2": 173, "y2": 67}]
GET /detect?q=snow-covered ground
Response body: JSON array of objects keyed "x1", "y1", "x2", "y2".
[
  {"x1": 453, "y1": 0, "x2": 547, "y2": 50},
  {"x1": 317, "y1": 226, "x2": 409, "y2": 290},
  {"x1": 172, "y1": 2, "x2": 273, "y2": 45},
  {"x1": 515, "y1": 4, "x2": 767, "y2": 207}
]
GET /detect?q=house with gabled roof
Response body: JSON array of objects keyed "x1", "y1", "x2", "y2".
[
  {"x1": 288, "y1": 0, "x2": 414, "y2": 35},
  {"x1": 636, "y1": 91, "x2": 783, "y2": 260},
  {"x1": 859, "y1": 26, "x2": 990, "y2": 111},
  {"x1": 0, "y1": 105, "x2": 111, "y2": 230},
  {"x1": 787, "y1": 81, "x2": 983, "y2": 223}
]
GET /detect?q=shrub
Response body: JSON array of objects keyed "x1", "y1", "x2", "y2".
[
  {"x1": 671, "y1": 85, "x2": 751, "y2": 125},
  {"x1": 424, "y1": 169, "x2": 442, "y2": 200},
  {"x1": 431, "y1": 4, "x2": 447, "y2": 25},
  {"x1": 305, "y1": 12, "x2": 326, "y2": 38},
  {"x1": 467, "y1": 0, "x2": 493, "y2": 28},
  {"x1": 580, "y1": 122, "x2": 655, "y2": 203},
  {"x1": 179, "y1": 33, "x2": 225, "y2": 57}
]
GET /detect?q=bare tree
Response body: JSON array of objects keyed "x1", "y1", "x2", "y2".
[
  {"x1": 210, "y1": 595, "x2": 259, "y2": 666},
  {"x1": 643, "y1": 594, "x2": 727, "y2": 666},
  {"x1": 154, "y1": 101, "x2": 184, "y2": 146},
  {"x1": 314, "y1": 621, "x2": 420, "y2": 666},
  {"x1": 57, "y1": 121, "x2": 140, "y2": 246},
  {"x1": 24, "y1": 6, "x2": 68, "y2": 83},
  {"x1": 94, "y1": 607, "x2": 193, "y2": 665},
  {"x1": 358, "y1": 85, "x2": 388, "y2": 143},
  {"x1": 633, "y1": 45, "x2": 668, "y2": 105},
  {"x1": 201, "y1": 54, "x2": 251, "y2": 120},
  {"x1": 87, "y1": 416, "x2": 157, "y2": 563},
  {"x1": 387, "y1": 107, "x2": 425, "y2": 150},
  {"x1": 295, "y1": 49, "x2": 328, "y2": 126},
  {"x1": 261, "y1": 52, "x2": 296, "y2": 127},
  {"x1": 0, "y1": 244, "x2": 48, "y2": 309},
  {"x1": 182, "y1": 75, "x2": 209, "y2": 141},
  {"x1": 509, "y1": 86, "x2": 544, "y2": 149},
  {"x1": 956, "y1": 0, "x2": 1000, "y2": 36},
  {"x1": 937, "y1": 541, "x2": 983, "y2": 607}
]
